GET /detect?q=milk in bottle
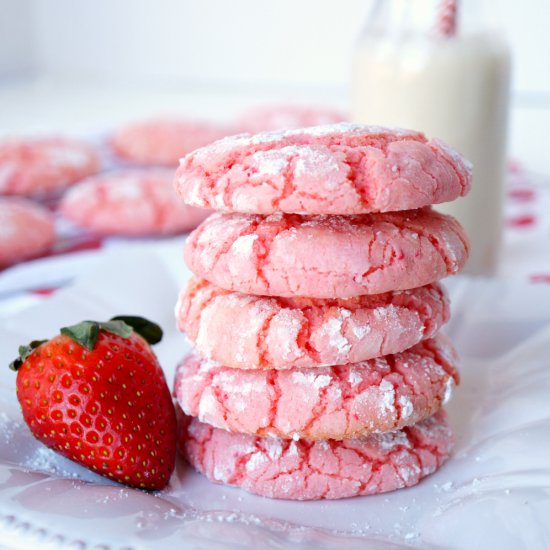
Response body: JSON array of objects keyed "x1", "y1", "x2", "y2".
[{"x1": 351, "y1": 0, "x2": 511, "y2": 275}]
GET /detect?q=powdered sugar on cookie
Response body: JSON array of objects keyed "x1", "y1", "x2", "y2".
[
  {"x1": 177, "y1": 278, "x2": 450, "y2": 369},
  {"x1": 180, "y1": 409, "x2": 454, "y2": 500},
  {"x1": 176, "y1": 123, "x2": 471, "y2": 215},
  {"x1": 174, "y1": 336, "x2": 459, "y2": 440}
]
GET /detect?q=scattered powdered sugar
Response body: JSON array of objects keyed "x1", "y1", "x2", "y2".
[
  {"x1": 246, "y1": 451, "x2": 269, "y2": 472},
  {"x1": 373, "y1": 356, "x2": 390, "y2": 372},
  {"x1": 266, "y1": 439, "x2": 283, "y2": 460},
  {"x1": 291, "y1": 371, "x2": 332, "y2": 390},
  {"x1": 228, "y1": 378, "x2": 269, "y2": 396},
  {"x1": 198, "y1": 392, "x2": 220, "y2": 423},
  {"x1": 289, "y1": 123, "x2": 416, "y2": 139},
  {"x1": 233, "y1": 399, "x2": 247, "y2": 413},
  {"x1": 24, "y1": 446, "x2": 80, "y2": 479},
  {"x1": 201, "y1": 123, "x2": 418, "y2": 153},
  {"x1": 230, "y1": 233, "x2": 258, "y2": 257},
  {"x1": 375, "y1": 429, "x2": 411, "y2": 452},
  {"x1": 348, "y1": 370, "x2": 363, "y2": 387},
  {"x1": 398, "y1": 459, "x2": 421, "y2": 483},
  {"x1": 185, "y1": 178, "x2": 205, "y2": 206},
  {"x1": 326, "y1": 385, "x2": 343, "y2": 401},
  {"x1": 287, "y1": 441, "x2": 300, "y2": 456},
  {"x1": 373, "y1": 306, "x2": 390, "y2": 321},
  {"x1": 438, "y1": 231, "x2": 460, "y2": 272},
  {"x1": 316, "y1": 440, "x2": 331, "y2": 451},
  {"x1": 339, "y1": 308, "x2": 352, "y2": 319},
  {"x1": 398, "y1": 395, "x2": 413, "y2": 419},
  {"x1": 271, "y1": 308, "x2": 305, "y2": 360},
  {"x1": 378, "y1": 379, "x2": 396, "y2": 416},
  {"x1": 321, "y1": 317, "x2": 351, "y2": 356},
  {"x1": 292, "y1": 146, "x2": 345, "y2": 189},
  {"x1": 213, "y1": 465, "x2": 229, "y2": 483},
  {"x1": 0, "y1": 412, "x2": 21, "y2": 443},
  {"x1": 250, "y1": 149, "x2": 290, "y2": 176},
  {"x1": 195, "y1": 303, "x2": 219, "y2": 358},
  {"x1": 439, "y1": 480, "x2": 455, "y2": 492},
  {"x1": 350, "y1": 322, "x2": 371, "y2": 339}
]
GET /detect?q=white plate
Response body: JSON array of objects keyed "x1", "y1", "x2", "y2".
[{"x1": 1, "y1": 247, "x2": 550, "y2": 549}]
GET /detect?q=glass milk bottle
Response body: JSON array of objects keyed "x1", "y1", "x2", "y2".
[{"x1": 351, "y1": 0, "x2": 511, "y2": 275}]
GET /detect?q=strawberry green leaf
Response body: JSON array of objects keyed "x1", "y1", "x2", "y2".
[
  {"x1": 110, "y1": 316, "x2": 163, "y2": 345},
  {"x1": 98, "y1": 320, "x2": 133, "y2": 339},
  {"x1": 60, "y1": 316, "x2": 162, "y2": 350},
  {"x1": 9, "y1": 340, "x2": 47, "y2": 371},
  {"x1": 61, "y1": 321, "x2": 100, "y2": 351}
]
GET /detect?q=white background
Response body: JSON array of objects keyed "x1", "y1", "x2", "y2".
[
  {"x1": 2, "y1": 0, "x2": 549, "y2": 94},
  {"x1": 1, "y1": 0, "x2": 550, "y2": 172}
]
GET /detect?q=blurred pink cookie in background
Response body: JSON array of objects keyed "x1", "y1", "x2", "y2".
[
  {"x1": 179, "y1": 409, "x2": 453, "y2": 500},
  {"x1": 175, "y1": 123, "x2": 471, "y2": 215},
  {"x1": 111, "y1": 118, "x2": 231, "y2": 166},
  {"x1": 184, "y1": 209, "x2": 469, "y2": 298},
  {"x1": 60, "y1": 170, "x2": 210, "y2": 236},
  {"x1": 0, "y1": 198, "x2": 56, "y2": 267},
  {"x1": 177, "y1": 278, "x2": 450, "y2": 369},
  {"x1": 0, "y1": 137, "x2": 99, "y2": 197},
  {"x1": 236, "y1": 104, "x2": 346, "y2": 134},
  {"x1": 174, "y1": 336, "x2": 458, "y2": 440}
]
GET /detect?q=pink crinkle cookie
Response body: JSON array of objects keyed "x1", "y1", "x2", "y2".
[
  {"x1": 236, "y1": 104, "x2": 346, "y2": 134},
  {"x1": 0, "y1": 137, "x2": 99, "y2": 196},
  {"x1": 60, "y1": 170, "x2": 210, "y2": 236},
  {"x1": 175, "y1": 123, "x2": 471, "y2": 215},
  {"x1": 111, "y1": 118, "x2": 231, "y2": 166},
  {"x1": 0, "y1": 198, "x2": 56, "y2": 267},
  {"x1": 184, "y1": 208, "x2": 469, "y2": 298},
  {"x1": 176, "y1": 278, "x2": 449, "y2": 369},
  {"x1": 174, "y1": 336, "x2": 458, "y2": 440},
  {"x1": 179, "y1": 409, "x2": 453, "y2": 500}
]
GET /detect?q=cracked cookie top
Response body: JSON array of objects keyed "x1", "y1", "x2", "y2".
[
  {"x1": 174, "y1": 335, "x2": 458, "y2": 441},
  {"x1": 175, "y1": 123, "x2": 471, "y2": 215},
  {"x1": 184, "y1": 208, "x2": 469, "y2": 298}
]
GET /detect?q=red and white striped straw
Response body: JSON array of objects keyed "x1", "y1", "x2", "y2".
[{"x1": 435, "y1": 0, "x2": 458, "y2": 38}]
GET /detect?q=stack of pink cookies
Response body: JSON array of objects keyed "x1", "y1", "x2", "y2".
[{"x1": 173, "y1": 124, "x2": 471, "y2": 500}]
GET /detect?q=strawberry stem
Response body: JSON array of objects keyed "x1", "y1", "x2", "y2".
[
  {"x1": 10, "y1": 316, "x2": 163, "y2": 369},
  {"x1": 60, "y1": 316, "x2": 162, "y2": 350}
]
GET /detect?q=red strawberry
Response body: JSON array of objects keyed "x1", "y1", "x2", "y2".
[{"x1": 10, "y1": 316, "x2": 177, "y2": 490}]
